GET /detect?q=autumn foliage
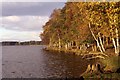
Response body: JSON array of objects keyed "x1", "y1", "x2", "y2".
[{"x1": 41, "y1": 2, "x2": 120, "y2": 55}]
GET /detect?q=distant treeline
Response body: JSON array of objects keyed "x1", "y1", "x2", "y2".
[{"x1": 1, "y1": 41, "x2": 42, "y2": 46}]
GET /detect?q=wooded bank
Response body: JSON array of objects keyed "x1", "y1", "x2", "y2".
[
  {"x1": 41, "y1": 2, "x2": 120, "y2": 56},
  {"x1": 41, "y1": 2, "x2": 120, "y2": 79}
]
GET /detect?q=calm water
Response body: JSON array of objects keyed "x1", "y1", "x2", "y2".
[{"x1": 2, "y1": 45, "x2": 88, "y2": 78}]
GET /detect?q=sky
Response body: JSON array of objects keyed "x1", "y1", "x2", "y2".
[{"x1": 0, "y1": 2, "x2": 65, "y2": 42}]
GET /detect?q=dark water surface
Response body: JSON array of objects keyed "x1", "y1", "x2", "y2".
[{"x1": 2, "y1": 45, "x2": 88, "y2": 78}]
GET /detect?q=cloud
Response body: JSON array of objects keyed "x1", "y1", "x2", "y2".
[
  {"x1": 1, "y1": 16, "x2": 49, "y2": 31},
  {"x1": 0, "y1": 27, "x2": 41, "y2": 41},
  {"x1": 1, "y1": 15, "x2": 49, "y2": 41},
  {"x1": 0, "y1": 2, "x2": 65, "y2": 41},
  {"x1": 2, "y1": 2, "x2": 65, "y2": 16},
  {"x1": 1, "y1": 0, "x2": 66, "y2": 2},
  {"x1": 4, "y1": 16, "x2": 20, "y2": 22}
]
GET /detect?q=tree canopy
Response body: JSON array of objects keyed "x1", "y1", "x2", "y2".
[{"x1": 40, "y1": 2, "x2": 120, "y2": 55}]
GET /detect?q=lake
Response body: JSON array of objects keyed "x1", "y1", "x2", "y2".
[{"x1": 2, "y1": 45, "x2": 88, "y2": 78}]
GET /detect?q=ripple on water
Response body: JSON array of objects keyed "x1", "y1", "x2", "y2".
[{"x1": 2, "y1": 45, "x2": 88, "y2": 78}]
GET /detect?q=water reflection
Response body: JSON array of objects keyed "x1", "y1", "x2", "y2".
[{"x1": 2, "y1": 45, "x2": 88, "y2": 78}]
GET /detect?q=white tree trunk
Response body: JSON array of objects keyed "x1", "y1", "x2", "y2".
[
  {"x1": 106, "y1": 37, "x2": 109, "y2": 46},
  {"x1": 88, "y1": 23, "x2": 103, "y2": 53},
  {"x1": 116, "y1": 28, "x2": 119, "y2": 55},
  {"x1": 112, "y1": 38, "x2": 117, "y2": 54},
  {"x1": 98, "y1": 33, "x2": 105, "y2": 52},
  {"x1": 92, "y1": 45, "x2": 94, "y2": 51},
  {"x1": 96, "y1": 39, "x2": 103, "y2": 53},
  {"x1": 65, "y1": 44, "x2": 68, "y2": 50},
  {"x1": 58, "y1": 38, "x2": 61, "y2": 49}
]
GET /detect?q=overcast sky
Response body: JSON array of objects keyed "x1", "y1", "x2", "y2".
[{"x1": 0, "y1": 2, "x2": 65, "y2": 42}]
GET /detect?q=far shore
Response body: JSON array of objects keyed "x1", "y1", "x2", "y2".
[{"x1": 1, "y1": 41, "x2": 43, "y2": 46}]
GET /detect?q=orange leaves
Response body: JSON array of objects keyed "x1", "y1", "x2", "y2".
[{"x1": 41, "y1": 2, "x2": 120, "y2": 45}]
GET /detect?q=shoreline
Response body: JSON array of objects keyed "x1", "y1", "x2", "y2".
[
  {"x1": 44, "y1": 46, "x2": 89, "y2": 56},
  {"x1": 44, "y1": 46, "x2": 120, "y2": 79}
]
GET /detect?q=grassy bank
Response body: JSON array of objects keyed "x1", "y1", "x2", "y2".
[{"x1": 82, "y1": 56, "x2": 120, "y2": 79}]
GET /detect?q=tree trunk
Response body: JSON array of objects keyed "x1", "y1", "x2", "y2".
[
  {"x1": 58, "y1": 38, "x2": 61, "y2": 49},
  {"x1": 92, "y1": 45, "x2": 94, "y2": 51},
  {"x1": 65, "y1": 44, "x2": 68, "y2": 50},
  {"x1": 70, "y1": 41, "x2": 72, "y2": 48},
  {"x1": 49, "y1": 38, "x2": 52, "y2": 47},
  {"x1": 68, "y1": 42, "x2": 70, "y2": 49},
  {"x1": 112, "y1": 38, "x2": 117, "y2": 55},
  {"x1": 106, "y1": 37, "x2": 109, "y2": 46},
  {"x1": 103, "y1": 36, "x2": 105, "y2": 45},
  {"x1": 88, "y1": 23, "x2": 103, "y2": 53},
  {"x1": 80, "y1": 45, "x2": 82, "y2": 50},
  {"x1": 81, "y1": 63, "x2": 103, "y2": 77},
  {"x1": 116, "y1": 28, "x2": 119, "y2": 56},
  {"x1": 94, "y1": 45, "x2": 97, "y2": 51},
  {"x1": 76, "y1": 41, "x2": 79, "y2": 50},
  {"x1": 98, "y1": 33, "x2": 105, "y2": 52}
]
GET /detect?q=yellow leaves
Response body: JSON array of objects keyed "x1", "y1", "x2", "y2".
[{"x1": 42, "y1": 2, "x2": 120, "y2": 45}]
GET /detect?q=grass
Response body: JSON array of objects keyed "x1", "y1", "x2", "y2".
[
  {"x1": 101, "y1": 56, "x2": 120, "y2": 72},
  {"x1": 83, "y1": 73, "x2": 120, "y2": 79},
  {"x1": 83, "y1": 56, "x2": 120, "y2": 79}
]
